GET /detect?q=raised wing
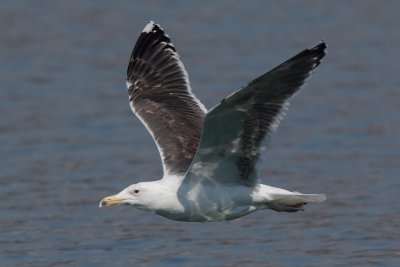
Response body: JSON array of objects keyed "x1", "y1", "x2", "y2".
[
  {"x1": 126, "y1": 22, "x2": 207, "y2": 176},
  {"x1": 185, "y1": 43, "x2": 326, "y2": 185}
]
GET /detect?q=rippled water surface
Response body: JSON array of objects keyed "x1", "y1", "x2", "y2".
[{"x1": 1, "y1": 1, "x2": 399, "y2": 266}]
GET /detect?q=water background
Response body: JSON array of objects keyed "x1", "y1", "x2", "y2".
[{"x1": 1, "y1": 1, "x2": 399, "y2": 266}]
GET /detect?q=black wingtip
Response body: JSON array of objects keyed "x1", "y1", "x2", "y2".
[
  {"x1": 142, "y1": 21, "x2": 159, "y2": 33},
  {"x1": 127, "y1": 22, "x2": 176, "y2": 76},
  {"x1": 308, "y1": 41, "x2": 327, "y2": 67},
  {"x1": 314, "y1": 41, "x2": 327, "y2": 50},
  {"x1": 136, "y1": 21, "x2": 175, "y2": 50},
  {"x1": 279, "y1": 41, "x2": 327, "y2": 72},
  {"x1": 313, "y1": 42, "x2": 327, "y2": 55},
  {"x1": 141, "y1": 21, "x2": 168, "y2": 38}
]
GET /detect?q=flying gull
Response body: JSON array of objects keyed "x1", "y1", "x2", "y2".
[{"x1": 100, "y1": 21, "x2": 327, "y2": 222}]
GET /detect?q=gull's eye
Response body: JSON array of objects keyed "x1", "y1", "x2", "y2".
[{"x1": 133, "y1": 189, "x2": 140, "y2": 194}]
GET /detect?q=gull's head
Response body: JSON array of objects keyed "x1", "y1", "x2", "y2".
[{"x1": 99, "y1": 183, "x2": 145, "y2": 208}]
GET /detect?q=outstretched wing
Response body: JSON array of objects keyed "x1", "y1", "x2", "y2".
[
  {"x1": 126, "y1": 22, "x2": 207, "y2": 176},
  {"x1": 185, "y1": 43, "x2": 326, "y2": 185}
]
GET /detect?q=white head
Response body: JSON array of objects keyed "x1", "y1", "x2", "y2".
[{"x1": 99, "y1": 182, "x2": 153, "y2": 210}]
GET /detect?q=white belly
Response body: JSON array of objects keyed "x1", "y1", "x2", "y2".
[{"x1": 155, "y1": 183, "x2": 257, "y2": 222}]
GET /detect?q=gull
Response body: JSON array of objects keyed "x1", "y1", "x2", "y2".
[{"x1": 99, "y1": 21, "x2": 327, "y2": 222}]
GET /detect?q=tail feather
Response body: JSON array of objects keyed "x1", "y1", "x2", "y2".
[{"x1": 268, "y1": 193, "x2": 326, "y2": 212}]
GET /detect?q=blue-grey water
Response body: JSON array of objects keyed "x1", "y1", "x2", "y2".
[{"x1": 1, "y1": 1, "x2": 399, "y2": 266}]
